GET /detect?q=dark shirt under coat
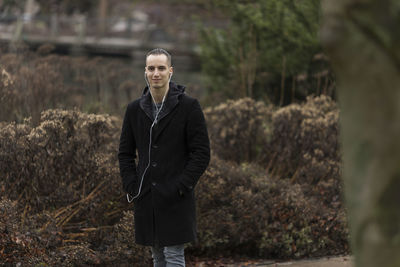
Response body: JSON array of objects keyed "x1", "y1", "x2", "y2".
[{"x1": 118, "y1": 82, "x2": 210, "y2": 247}]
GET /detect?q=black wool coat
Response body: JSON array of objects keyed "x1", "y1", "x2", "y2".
[{"x1": 118, "y1": 82, "x2": 210, "y2": 247}]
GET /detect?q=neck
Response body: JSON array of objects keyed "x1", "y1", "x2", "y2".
[{"x1": 150, "y1": 85, "x2": 169, "y2": 103}]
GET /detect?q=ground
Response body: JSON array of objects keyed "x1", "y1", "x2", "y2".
[{"x1": 187, "y1": 256, "x2": 353, "y2": 267}]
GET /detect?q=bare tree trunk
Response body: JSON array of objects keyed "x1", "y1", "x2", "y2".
[
  {"x1": 321, "y1": 1, "x2": 400, "y2": 267},
  {"x1": 98, "y1": 0, "x2": 108, "y2": 37},
  {"x1": 279, "y1": 56, "x2": 286, "y2": 106}
]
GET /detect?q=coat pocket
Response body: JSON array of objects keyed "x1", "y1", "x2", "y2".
[{"x1": 156, "y1": 180, "x2": 183, "y2": 207}]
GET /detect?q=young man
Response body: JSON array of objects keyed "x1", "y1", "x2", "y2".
[{"x1": 118, "y1": 48, "x2": 210, "y2": 267}]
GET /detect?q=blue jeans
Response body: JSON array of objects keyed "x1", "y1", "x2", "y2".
[{"x1": 151, "y1": 244, "x2": 185, "y2": 267}]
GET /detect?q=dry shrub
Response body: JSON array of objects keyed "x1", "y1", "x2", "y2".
[
  {"x1": 205, "y1": 96, "x2": 341, "y2": 201},
  {"x1": 205, "y1": 96, "x2": 342, "y2": 230},
  {"x1": 0, "y1": 96, "x2": 346, "y2": 263},
  {"x1": 0, "y1": 109, "x2": 122, "y2": 225},
  {"x1": 0, "y1": 109, "x2": 152, "y2": 265},
  {"x1": 191, "y1": 155, "x2": 348, "y2": 259},
  {"x1": 100, "y1": 211, "x2": 152, "y2": 266},
  {"x1": 0, "y1": 50, "x2": 142, "y2": 124},
  {"x1": 0, "y1": 53, "x2": 68, "y2": 124},
  {"x1": 204, "y1": 98, "x2": 274, "y2": 163},
  {"x1": 0, "y1": 199, "x2": 150, "y2": 266},
  {"x1": 0, "y1": 198, "x2": 62, "y2": 265},
  {"x1": 267, "y1": 95, "x2": 340, "y2": 186},
  {"x1": 37, "y1": 43, "x2": 56, "y2": 56},
  {"x1": 0, "y1": 66, "x2": 22, "y2": 122}
]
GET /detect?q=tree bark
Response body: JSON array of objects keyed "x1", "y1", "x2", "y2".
[{"x1": 321, "y1": 1, "x2": 400, "y2": 267}]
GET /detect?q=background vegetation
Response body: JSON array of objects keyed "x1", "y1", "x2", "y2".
[
  {"x1": 0, "y1": 43, "x2": 142, "y2": 124},
  {"x1": 0, "y1": 98, "x2": 347, "y2": 265},
  {"x1": 199, "y1": 0, "x2": 335, "y2": 105},
  {"x1": 0, "y1": 0, "x2": 348, "y2": 265}
]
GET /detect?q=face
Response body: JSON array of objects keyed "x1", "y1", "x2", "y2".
[{"x1": 145, "y1": 54, "x2": 173, "y2": 90}]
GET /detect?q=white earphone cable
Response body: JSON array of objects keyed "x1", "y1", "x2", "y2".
[{"x1": 126, "y1": 71, "x2": 172, "y2": 203}]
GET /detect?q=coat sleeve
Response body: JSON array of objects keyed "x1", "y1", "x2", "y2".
[
  {"x1": 118, "y1": 104, "x2": 138, "y2": 195},
  {"x1": 178, "y1": 99, "x2": 210, "y2": 194}
]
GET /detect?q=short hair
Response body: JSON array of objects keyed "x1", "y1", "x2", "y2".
[{"x1": 146, "y1": 48, "x2": 172, "y2": 66}]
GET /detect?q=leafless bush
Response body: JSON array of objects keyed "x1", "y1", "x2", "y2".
[
  {"x1": 0, "y1": 198, "x2": 62, "y2": 265},
  {"x1": 198, "y1": 96, "x2": 344, "y2": 258},
  {"x1": 0, "y1": 109, "x2": 152, "y2": 265},
  {"x1": 37, "y1": 43, "x2": 56, "y2": 56},
  {"x1": 0, "y1": 96, "x2": 346, "y2": 263},
  {"x1": 192, "y1": 155, "x2": 348, "y2": 258},
  {"x1": 204, "y1": 98, "x2": 274, "y2": 163},
  {"x1": 0, "y1": 198, "x2": 150, "y2": 266},
  {"x1": 0, "y1": 53, "x2": 68, "y2": 124},
  {"x1": 205, "y1": 95, "x2": 341, "y2": 193},
  {"x1": 0, "y1": 50, "x2": 142, "y2": 124},
  {"x1": 0, "y1": 109, "x2": 123, "y2": 226},
  {"x1": 267, "y1": 95, "x2": 340, "y2": 186},
  {"x1": 100, "y1": 211, "x2": 152, "y2": 266}
]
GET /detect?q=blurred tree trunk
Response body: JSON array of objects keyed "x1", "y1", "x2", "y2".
[
  {"x1": 321, "y1": 1, "x2": 400, "y2": 267},
  {"x1": 98, "y1": 0, "x2": 108, "y2": 37}
]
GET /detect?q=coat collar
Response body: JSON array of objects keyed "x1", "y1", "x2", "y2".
[{"x1": 139, "y1": 82, "x2": 186, "y2": 123}]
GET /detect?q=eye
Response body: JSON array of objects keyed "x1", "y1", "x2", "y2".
[
  {"x1": 158, "y1": 66, "x2": 166, "y2": 71},
  {"x1": 147, "y1": 66, "x2": 155, "y2": 71}
]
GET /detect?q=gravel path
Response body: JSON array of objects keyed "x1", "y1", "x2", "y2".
[
  {"x1": 227, "y1": 256, "x2": 353, "y2": 267},
  {"x1": 190, "y1": 256, "x2": 353, "y2": 267}
]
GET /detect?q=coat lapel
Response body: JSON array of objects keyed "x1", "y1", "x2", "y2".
[
  {"x1": 139, "y1": 90, "x2": 154, "y2": 122},
  {"x1": 139, "y1": 83, "x2": 184, "y2": 142},
  {"x1": 153, "y1": 104, "x2": 179, "y2": 142}
]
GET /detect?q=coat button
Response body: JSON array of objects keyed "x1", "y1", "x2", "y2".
[
  {"x1": 152, "y1": 162, "x2": 157, "y2": 167},
  {"x1": 152, "y1": 144, "x2": 158, "y2": 149},
  {"x1": 152, "y1": 182, "x2": 157, "y2": 186}
]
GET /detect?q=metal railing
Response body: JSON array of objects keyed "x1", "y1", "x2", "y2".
[{"x1": 0, "y1": 14, "x2": 199, "y2": 55}]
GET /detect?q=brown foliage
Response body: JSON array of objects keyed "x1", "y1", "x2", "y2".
[
  {"x1": 0, "y1": 109, "x2": 150, "y2": 265},
  {"x1": 0, "y1": 53, "x2": 68, "y2": 124},
  {"x1": 0, "y1": 198, "x2": 62, "y2": 265},
  {"x1": 0, "y1": 109, "x2": 121, "y2": 218},
  {"x1": 191, "y1": 156, "x2": 348, "y2": 259},
  {"x1": 204, "y1": 98, "x2": 274, "y2": 164},
  {"x1": 205, "y1": 95, "x2": 340, "y2": 189},
  {"x1": 198, "y1": 96, "x2": 345, "y2": 258},
  {"x1": 0, "y1": 198, "x2": 151, "y2": 266},
  {"x1": 0, "y1": 96, "x2": 346, "y2": 263},
  {"x1": 267, "y1": 95, "x2": 340, "y2": 186},
  {"x1": 0, "y1": 48, "x2": 142, "y2": 124},
  {"x1": 206, "y1": 95, "x2": 341, "y2": 187},
  {"x1": 100, "y1": 211, "x2": 152, "y2": 266}
]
